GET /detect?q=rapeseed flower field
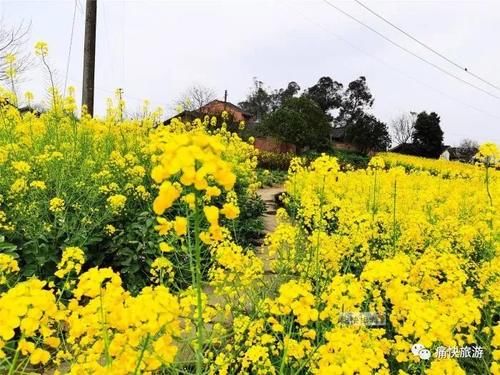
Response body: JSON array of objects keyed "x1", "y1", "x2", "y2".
[{"x1": 0, "y1": 48, "x2": 499, "y2": 375}]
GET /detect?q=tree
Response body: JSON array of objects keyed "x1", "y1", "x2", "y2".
[
  {"x1": 0, "y1": 21, "x2": 32, "y2": 97},
  {"x1": 304, "y1": 76, "x2": 343, "y2": 120},
  {"x1": 391, "y1": 112, "x2": 417, "y2": 146},
  {"x1": 412, "y1": 111, "x2": 444, "y2": 158},
  {"x1": 262, "y1": 96, "x2": 330, "y2": 151},
  {"x1": 269, "y1": 81, "x2": 301, "y2": 110},
  {"x1": 338, "y1": 76, "x2": 374, "y2": 126},
  {"x1": 344, "y1": 114, "x2": 391, "y2": 154},
  {"x1": 174, "y1": 84, "x2": 216, "y2": 111},
  {"x1": 457, "y1": 139, "x2": 479, "y2": 162},
  {"x1": 239, "y1": 78, "x2": 272, "y2": 121}
]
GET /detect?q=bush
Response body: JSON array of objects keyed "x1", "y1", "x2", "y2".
[
  {"x1": 333, "y1": 149, "x2": 369, "y2": 169},
  {"x1": 256, "y1": 168, "x2": 287, "y2": 187},
  {"x1": 256, "y1": 151, "x2": 294, "y2": 170},
  {"x1": 302, "y1": 149, "x2": 369, "y2": 170}
]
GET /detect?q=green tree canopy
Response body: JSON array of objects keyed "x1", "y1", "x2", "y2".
[
  {"x1": 262, "y1": 96, "x2": 330, "y2": 151},
  {"x1": 238, "y1": 78, "x2": 272, "y2": 122},
  {"x1": 304, "y1": 76, "x2": 343, "y2": 120},
  {"x1": 412, "y1": 111, "x2": 444, "y2": 158},
  {"x1": 338, "y1": 76, "x2": 374, "y2": 126},
  {"x1": 344, "y1": 114, "x2": 391, "y2": 154}
]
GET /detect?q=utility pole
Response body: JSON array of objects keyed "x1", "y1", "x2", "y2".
[
  {"x1": 82, "y1": 0, "x2": 97, "y2": 116},
  {"x1": 117, "y1": 88, "x2": 124, "y2": 121}
]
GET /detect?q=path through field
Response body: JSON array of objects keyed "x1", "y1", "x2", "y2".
[
  {"x1": 204, "y1": 186, "x2": 283, "y2": 305},
  {"x1": 256, "y1": 186, "x2": 284, "y2": 274}
]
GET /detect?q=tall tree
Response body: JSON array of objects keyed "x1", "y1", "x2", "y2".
[
  {"x1": 0, "y1": 21, "x2": 32, "y2": 96},
  {"x1": 304, "y1": 76, "x2": 343, "y2": 120},
  {"x1": 270, "y1": 81, "x2": 300, "y2": 110},
  {"x1": 412, "y1": 111, "x2": 444, "y2": 158},
  {"x1": 338, "y1": 76, "x2": 374, "y2": 126},
  {"x1": 174, "y1": 84, "x2": 216, "y2": 111},
  {"x1": 391, "y1": 112, "x2": 417, "y2": 146},
  {"x1": 262, "y1": 96, "x2": 330, "y2": 151},
  {"x1": 267, "y1": 81, "x2": 301, "y2": 111},
  {"x1": 345, "y1": 113, "x2": 391, "y2": 153},
  {"x1": 457, "y1": 139, "x2": 479, "y2": 162},
  {"x1": 238, "y1": 78, "x2": 272, "y2": 121}
]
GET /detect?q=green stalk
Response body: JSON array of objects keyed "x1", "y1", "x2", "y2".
[
  {"x1": 56, "y1": 273, "x2": 72, "y2": 304},
  {"x1": 372, "y1": 169, "x2": 378, "y2": 217},
  {"x1": 99, "y1": 289, "x2": 112, "y2": 366},
  {"x1": 193, "y1": 199, "x2": 204, "y2": 375},
  {"x1": 484, "y1": 165, "x2": 494, "y2": 252},
  {"x1": 7, "y1": 334, "x2": 24, "y2": 375},
  {"x1": 392, "y1": 178, "x2": 397, "y2": 254},
  {"x1": 279, "y1": 317, "x2": 293, "y2": 374},
  {"x1": 133, "y1": 333, "x2": 151, "y2": 375}
]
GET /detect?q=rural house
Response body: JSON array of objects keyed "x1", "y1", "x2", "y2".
[
  {"x1": 164, "y1": 99, "x2": 254, "y2": 125},
  {"x1": 328, "y1": 125, "x2": 359, "y2": 152}
]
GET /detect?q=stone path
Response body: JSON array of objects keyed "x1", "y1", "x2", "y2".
[
  {"x1": 205, "y1": 186, "x2": 283, "y2": 303},
  {"x1": 256, "y1": 186, "x2": 284, "y2": 273},
  {"x1": 257, "y1": 186, "x2": 284, "y2": 233}
]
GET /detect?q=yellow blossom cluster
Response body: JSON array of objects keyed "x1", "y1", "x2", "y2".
[
  {"x1": 1, "y1": 67, "x2": 498, "y2": 373},
  {"x1": 54, "y1": 246, "x2": 85, "y2": 279},
  {"x1": 258, "y1": 151, "x2": 499, "y2": 374},
  {"x1": 0, "y1": 254, "x2": 19, "y2": 285},
  {"x1": 0, "y1": 278, "x2": 61, "y2": 364},
  {"x1": 66, "y1": 268, "x2": 181, "y2": 374},
  {"x1": 49, "y1": 197, "x2": 65, "y2": 213}
]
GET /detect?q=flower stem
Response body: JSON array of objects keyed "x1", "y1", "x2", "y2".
[{"x1": 193, "y1": 200, "x2": 204, "y2": 375}]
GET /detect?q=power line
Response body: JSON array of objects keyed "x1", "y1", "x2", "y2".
[
  {"x1": 278, "y1": 0, "x2": 500, "y2": 123},
  {"x1": 64, "y1": 0, "x2": 78, "y2": 95},
  {"x1": 68, "y1": 76, "x2": 166, "y2": 110},
  {"x1": 75, "y1": 0, "x2": 84, "y2": 15},
  {"x1": 354, "y1": 0, "x2": 500, "y2": 92},
  {"x1": 320, "y1": 0, "x2": 500, "y2": 100}
]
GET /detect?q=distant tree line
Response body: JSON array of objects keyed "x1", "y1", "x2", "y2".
[
  {"x1": 238, "y1": 75, "x2": 460, "y2": 159},
  {"x1": 391, "y1": 112, "x2": 478, "y2": 160},
  {"x1": 238, "y1": 76, "x2": 391, "y2": 154}
]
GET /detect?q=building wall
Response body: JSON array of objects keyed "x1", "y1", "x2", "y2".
[
  {"x1": 332, "y1": 142, "x2": 359, "y2": 152},
  {"x1": 254, "y1": 137, "x2": 296, "y2": 154},
  {"x1": 199, "y1": 102, "x2": 247, "y2": 122},
  {"x1": 440, "y1": 150, "x2": 450, "y2": 160}
]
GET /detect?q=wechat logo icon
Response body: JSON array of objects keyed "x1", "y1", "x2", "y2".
[{"x1": 412, "y1": 343, "x2": 431, "y2": 360}]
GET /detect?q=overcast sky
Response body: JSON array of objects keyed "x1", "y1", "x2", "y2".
[{"x1": 2, "y1": 0, "x2": 500, "y2": 145}]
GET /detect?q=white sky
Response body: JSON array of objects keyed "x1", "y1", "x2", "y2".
[{"x1": 2, "y1": 0, "x2": 500, "y2": 145}]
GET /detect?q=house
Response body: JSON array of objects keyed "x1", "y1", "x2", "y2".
[
  {"x1": 164, "y1": 99, "x2": 254, "y2": 125},
  {"x1": 440, "y1": 146, "x2": 456, "y2": 161},
  {"x1": 328, "y1": 125, "x2": 359, "y2": 152},
  {"x1": 389, "y1": 143, "x2": 420, "y2": 155},
  {"x1": 440, "y1": 146, "x2": 478, "y2": 162}
]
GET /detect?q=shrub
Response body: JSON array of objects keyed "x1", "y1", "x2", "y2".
[{"x1": 256, "y1": 151, "x2": 294, "y2": 171}]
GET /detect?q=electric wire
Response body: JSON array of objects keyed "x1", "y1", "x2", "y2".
[
  {"x1": 320, "y1": 0, "x2": 500, "y2": 100},
  {"x1": 354, "y1": 0, "x2": 500, "y2": 92}
]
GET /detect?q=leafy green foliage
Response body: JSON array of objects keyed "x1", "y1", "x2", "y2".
[
  {"x1": 256, "y1": 168, "x2": 287, "y2": 187},
  {"x1": 261, "y1": 97, "x2": 330, "y2": 151},
  {"x1": 303, "y1": 76, "x2": 343, "y2": 120},
  {"x1": 302, "y1": 149, "x2": 369, "y2": 170},
  {"x1": 338, "y1": 76, "x2": 375, "y2": 126},
  {"x1": 412, "y1": 111, "x2": 444, "y2": 158},
  {"x1": 228, "y1": 190, "x2": 266, "y2": 246},
  {"x1": 345, "y1": 114, "x2": 391, "y2": 153},
  {"x1": 257, "y1": 151, "x2": 295, "y2": 171}
]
